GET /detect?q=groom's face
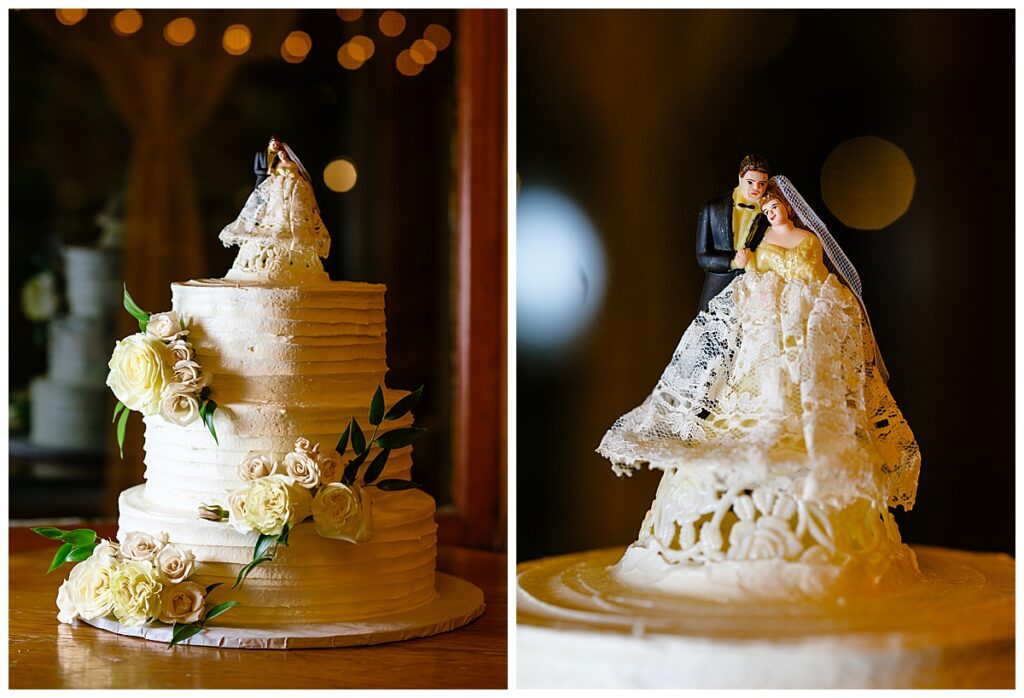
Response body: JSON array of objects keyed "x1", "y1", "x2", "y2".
[{"x1": 738, "y1": 170, "x2": 769, "y2": 203}]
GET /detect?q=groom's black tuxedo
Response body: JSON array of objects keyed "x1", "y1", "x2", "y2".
[
  {"x1": 695, "y1": 193, "x2": 769, "y2": 312},
  {"x1": 254, "y1": 151, "x2": 269, "y2": 188}
]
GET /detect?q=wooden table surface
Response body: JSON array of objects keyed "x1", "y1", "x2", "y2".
[{"x1": 9, "y1": 525, "x2": 508, "y2": 689}]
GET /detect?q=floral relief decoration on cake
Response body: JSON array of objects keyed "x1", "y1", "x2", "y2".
[
  {"x1": 32, "y1": 526, "x2": 238, "y2": 647},
  {"x1": 107, "y1": 286, "x2": 218, "y2": 454},
  {"x1": 199, "y1": 385, "x2": 427, "y2": 589}
]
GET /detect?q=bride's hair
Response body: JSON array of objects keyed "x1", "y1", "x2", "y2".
[{"x1": 759, "y1": 182, "x2": 792, "y2": 216}]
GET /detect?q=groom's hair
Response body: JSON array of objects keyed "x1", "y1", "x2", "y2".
[{"x1": 738, "y1": 154, "x2": 771, "y2": 178}]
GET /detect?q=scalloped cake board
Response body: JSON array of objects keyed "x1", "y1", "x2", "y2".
[
  {"x1": 517, "y1": 545, "x2": 1014, "y2": 689},
  {"x1": 81, "y1": 573, "x2": 484, "y2": 650}
]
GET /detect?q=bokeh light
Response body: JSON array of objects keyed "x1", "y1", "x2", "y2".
[
  {"x1": 350, "y1": 35, "x2": 375, "y2": 60},
  {"x1": 111, "y1": 9, "x2": 143, "y2": 36},
  {"x1": 379, "y1": 11, "x2": 406, "y2": 37},
  {"x1": 337, "y1": 43, "x2": 364, "y2": 70},
  {"x1": 517, "y1": 187, "x2": 606, "y2": 350},
  {"x1": 323, "y1": 158, "x2": 358, "y2": 193},
  {"x1": 410, "y1": 39, "x2": 437, "y2": 65},
  {"x1": 222, "y1": 24, "x2": 251, "y2": 56},
  {"x1": 336, "y1": 9, "x2": 363, "y2": 22},
  {"x1": 395, "y1": 49, "x2": 423, "y2": 76},
  {"x1": 163, "y1": 17, "x2": 196, "y2": 47},
  {"x1": 281, "y1": 31, "x2": 311, "y2": 64},
  {"x1": 423, "y1": 24, "x2": 451, "y2": 51},
  {"x1": 821, "y1": 136, "x2": 916, "y2": 230},
  {"x1": 55, "y1": 9, "x2": 87, "y2": 26}
]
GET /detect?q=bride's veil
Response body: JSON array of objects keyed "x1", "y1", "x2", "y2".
[
  {"x1": 282, "y1": 144, "x2": 312, "y2": 182},
  {"x1": 771, "y1": 175, "x2": 891, "y2": 383}
]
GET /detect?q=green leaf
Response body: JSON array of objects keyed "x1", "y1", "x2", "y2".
[
  {"x1": 203, "y1": 600, "x2": 240, "y2": 623},
  {"x1": 205, "y1": 582, "x2": 223, "y2": 595},
  {"x1": 384, "y1": 385, "x2": 423, "y2": 421},
  {"x1": 116, "y1": 406, "x2": 130, "y2": 459},
  {"x1": 336, "y1": 420, "x2": 352, "y2": 455},
  {"x1": 201, "y1": 399, "x2": 219, "y2": 445},
  {"x1": 374, "y1": 427, "x2": 427, "y2": 450},
  {"x1": 31, "y1": 527, "x2": 69, "y2": 541},
  {"x1": 342, "y1": 449, "x2": 370, "y2": 485},
  {"x1": 123, "y1": 285, "x2": 151, "y2": 332},
  {"x1": 66, "y1": 544, "x2": 98, "y2": 562},
  {"x1": 232, "y1": 555, "x2": 273, "y2": 589},
  {"x1": 368, "y1": 385, "x2": 385, "y2": 426},
  {"x1": 169, "y1": 622, "x2": 205, "y2": 647},
  {"x1": 374, "y1": 479, "x2": 424, "y2": 492},
  {"x1": 362, "y1": 448, "x2": 391, "y2": 485},
  {"x1": 59, "y1": 529, "x2": 97, "y2": 546},
  {"x1": 277, "y1": 521, "x2": 292, "y2": 548},
  {"x1": 253, "y1": 533, "x2": 276, "y2": 562},
  {"x1": 112, "y1": 401, "x2": 126, "y2": 424},
  {"x1": 351, "y1": 418, "x2": 366, "y2": 455},
  {"x1": 47, "y1": 542, "x2": 74, "y2": 573}
]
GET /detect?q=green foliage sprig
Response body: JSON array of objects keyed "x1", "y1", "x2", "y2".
[
  {"x1": 339, "y1": 385, "x2": 426, "y2": 490},
  {"x1": 232, "y1": 522, "x2": 291, "y2": 590},
  {"x1": 31, "y1": 527, "x2": 99, "y2": 572}
]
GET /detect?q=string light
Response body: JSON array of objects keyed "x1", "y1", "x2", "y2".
[
  {"x1": 423, "y1": 23, "x2": 451, "y2": 51},
  {"x1": 222, "y1": 24, "x2": 251, "y2": 56},
  {"x1": 111, "y1": 9, "x2": 143, "y2": 36},
  {"x1": 163, "y1": 17, "x2": 196, "y2": 47},
  {"x1": 55, "y1": 9, "x2": 87, "y2": 26},
  {"x1": 410, "y1": 39, "x2": 437, "y2": 65},
  {"x1": 281, "y1": 30, "x2": 311, "y2": 63},
  {"x1": 395, "y1": 49, "x2": 423, "y2": 77},
  {"x1": 337, "y1": 43, "x2": 364, "y2": 70},
  {"x1": 379, "y1": 11, "x2": 405, "y2": 37},
  {"x1": 323, "y1": 158, "x2": 358, "y2": 193},
  {"x1": 350, "y1": 35, "x2": 375, "y2": 60},
  {"x1": 336, "y1": 9, "x2": 363, "y2": 22}
]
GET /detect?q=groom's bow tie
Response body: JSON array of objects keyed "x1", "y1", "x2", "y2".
[{"x1": 736, "y1": 202, "x2": 756, "y2": 210}]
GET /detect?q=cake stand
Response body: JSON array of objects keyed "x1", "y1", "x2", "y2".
[
  {"x1": 517, "y1": 545, "x2": 1014, "y2": 688},
  {"x1": 83, "y1": 573, "x2": 485, "y2": 649}
]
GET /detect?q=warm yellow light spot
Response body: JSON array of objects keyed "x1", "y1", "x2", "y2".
[
  {"x1": 222, "y1": 24, "x2": 251, "y2": 56},
  {"x1": 337, "y1": 43, "x2": 364, "y2": 70},
  {"x1": 379, "y1": 10, "x2": 406, "y2": 37},
  {"x1": 55, "y1": 9, "x2": 87, "y2": 26},
  {"x1": 336, "y1": 9, "x2": 363, "y2": 22},
  {"x1": 111, "y1": 9, "x2": 143, "y2": 36},
  {"x1": 284, "y1": 30, "x2": 312, "y2": 58},
  {"x1": 423, "y1": 23, "x2": 451, "y2": 51},
  {"x1": 350, "y1": 35, "x2": 375, "y2": 59},
  {"x1": 164, "y1": 17, "x2": 196, "y2": 47},
  {"x1": 821, "y1": 136, "x2": 916, "y2": 231},
  {"x1": 323, "y1": 158, "x2": 358, "y2": 193},
  {"x1": 410, "y1": 39, "x2": 437, "y2": 65},
  {"x1": 396, "y1": 49, "x2": 423, "y2": 77}
]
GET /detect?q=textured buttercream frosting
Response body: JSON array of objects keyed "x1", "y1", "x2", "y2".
[{"x1": 117, "y1": 276, "x2": 438, "y2": 627}]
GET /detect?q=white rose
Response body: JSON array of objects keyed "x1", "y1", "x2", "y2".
[
  {"x1": 312, "y1": 482, "x2": 373, "y2": 543},
  {"x1": 242, "y1": 474, "x2": 313, "y2": 536},
  {"x1": 55, "y1": 553, "x2": 120, "y2": 623},
  {"x1": 283, "y1": 449, "x2": 321, "y2": 489},
  {"x1": 293, "y1": 437, "x2": 313, "y2": 453},
  {"x1": 727, "y1": 515, "x2": 803, "y2": 561},
  {"x1": 154, "y1": 544, "x2": 195, "y2": 584},
  {"x1": 145, "y1": 311, "x2": 182, "y2": 340},
  {"x1": 120, "y1": 530, "x2": 168, "y2": 562},
  {"x1": 238, "y1": 452, "x2": 279, "y2": 481},
  {"x1": 91, "y1": 539, "x2": 120, "y2": 559},
  {"x1": 167, "y1": 338, "x2": 194, "y2": 363},
  {"x1": 106, "y1": 334, "x2": 175, "y2": 415},
  {"x1": 227, "y1": 490, "x2": 253, "y2": 534},
  {"x1": 316, "y1": 448, "x2": 343, "y2": 485},
  {"x1": 109, "y1": 559, "x2": 163, "y2": 626},
  {"x1": 158, "y1": 390, "x2": 201, "y2": 427},
  {"x1": 157, "y1": 581, "x2": 206, "y2": 624},
  {"x1": 172, "y1": 360, "x2": 210, "y2": 392}
]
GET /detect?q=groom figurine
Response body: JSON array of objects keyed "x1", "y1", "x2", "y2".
[{"x1": 695, "y1": 154, "x2": 771, "y2": 312}]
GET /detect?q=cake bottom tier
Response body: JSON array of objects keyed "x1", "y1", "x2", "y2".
[
  {"x1": 118, "y1": 484, "x2": 438, "y2": 627},
  {"x1": 517, "y1": 546, "x2": 1015, "y2": 689}
]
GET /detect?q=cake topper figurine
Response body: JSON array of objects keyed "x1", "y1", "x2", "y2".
[
  {"x1": 695, "y1": 154, "x2": 771, "y2": 312},
  {"x1": 220, "y1": 136, "x2": 330, "y2": 282}
]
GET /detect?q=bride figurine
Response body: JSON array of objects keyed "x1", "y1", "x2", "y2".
[
  {"x1": 220, "y1": 136, "x2": 331, "y2": 282},
  {"x1": 598, "y1": 175, "x2": 921, "y2": 596}
]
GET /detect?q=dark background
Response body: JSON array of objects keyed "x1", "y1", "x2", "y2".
[
  {"x1": 517, "y1": 10, "x2": 1014, "y2": 560},
  {"x1": 9, "y1": 9, "x2": 459, "y2": 515}
]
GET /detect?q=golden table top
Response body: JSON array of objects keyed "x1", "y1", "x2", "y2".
[{"x1": 9, "y1": 525, "x2": 507, "y2": 689}]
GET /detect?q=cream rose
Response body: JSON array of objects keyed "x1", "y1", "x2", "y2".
[
  {"x1": 238, "y1": 452, "x2": 279, "y2": 481},
  {"x1": 106, "y1": 334, "x2": 175, "y2": 415},
  {"x1": 157, "y1": 581, "x2": 206, "y2": 624},
  {"x1": 167, "y1": 338, "x2": 194, "y2": 363},
  {"x1": 55, "y1": 553, "x2": 120, "y2": 623},
  {"x1": 227, "y1": 491, "x2": 253, "y2": 534},
  {"x1": 145, "y1": 311, "x2": 183, "y2": 340},
  {"x1": 293, "y1": 437, "x2": 313, "y2": 453},
  {"x1": 109, "y1": 559, "x2": 163, "y2": 626},
  {"x1": 242, "y1": 474, "x2": 312, "y2": 536},
  {"x1": 312, "y1": 482, "x2": 373, "y2": 543},
  {"x1": 172, "y1": 360, "x2": 209, "y2": 392},
  {"x1": 120, "y1": 530, "x2": 168, "y2": 562},
  {"x1": 283, "y1": 449, "x2": 321, "y2": 489},
  {"x1": 158, "y1": 390, "x2": 201, "y2": 427},
  {"x1": 91, "y1": 539, "x2": 120, "y2": 559},
  {"x1": 154, "y1": 544, "x2": 195, "y2": 584},
  {"x1": 315, "y1": 448, "x2": 343, "y2": 485}
]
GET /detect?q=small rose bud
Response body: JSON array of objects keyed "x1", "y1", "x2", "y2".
[{"x1": 197, "y1": 503, "x2": 228, "y2": 522}]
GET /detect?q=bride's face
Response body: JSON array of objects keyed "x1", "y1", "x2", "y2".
[
  {"x1": 738, "y1": 170, "x2": 768, "y2": 202},
  {"x1": 762, "y1": 198, "x2": 789, "y2": 226}
]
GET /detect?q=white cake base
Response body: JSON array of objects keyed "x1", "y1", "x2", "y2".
[
  {"x1": 517, "y1": 546, "x2": 1013, "y2": 688},
  {"x1": 81, "y1": 573, "x2": 484, "y2": 649}
]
